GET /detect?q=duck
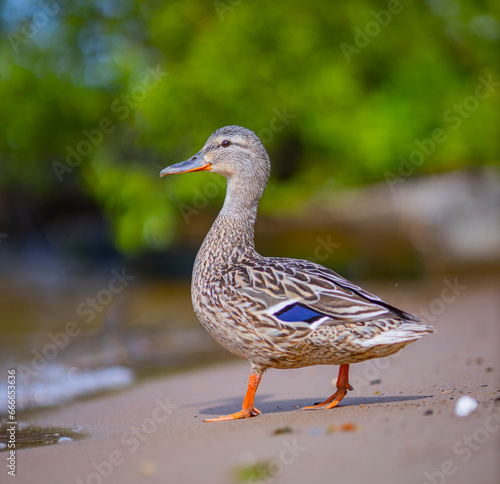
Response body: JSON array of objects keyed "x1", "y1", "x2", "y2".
[{"x1": 160, "y1": 125, "x2": 434, "y2": 422}]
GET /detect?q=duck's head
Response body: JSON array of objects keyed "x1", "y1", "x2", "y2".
[{"x1": 160, "y1": 125, "x2": 270, "y2": 183}]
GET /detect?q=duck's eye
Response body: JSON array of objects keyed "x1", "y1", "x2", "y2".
[{"x1": 221, "y1": 140, "x2": 231, "y2": 147}]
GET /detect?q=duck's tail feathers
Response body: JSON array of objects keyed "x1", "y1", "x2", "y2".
[{"x1": 358, "y1": 323, "x2": 435, "y2": 348}]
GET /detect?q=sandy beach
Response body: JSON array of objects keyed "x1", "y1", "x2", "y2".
[{"x1": 10, "y1": 277, "x2": 500, "y2": 484}]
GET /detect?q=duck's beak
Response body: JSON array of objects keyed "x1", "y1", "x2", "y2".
[{"x1": 160, "y1": 151, "x2": 211, "y2": 177}]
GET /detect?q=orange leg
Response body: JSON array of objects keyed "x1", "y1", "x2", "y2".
[
  {"x1": 204, "y1": 373, "x2": 262, "y2": 422},
  {"x1": 303, "y1": 364, "x2": 353, "y2": 410}
]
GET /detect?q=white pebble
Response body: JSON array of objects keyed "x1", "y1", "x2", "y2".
[
  {"x1": 58, "y1": 437, "x2": 73, "y2": 443},
  {"x1": 454, "y1": 395, "x2": 478, "y2": 417}
]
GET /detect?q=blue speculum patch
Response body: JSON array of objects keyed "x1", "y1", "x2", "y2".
[{"x1": 276, "y1": 303, "x2": 325, "y2": 323}]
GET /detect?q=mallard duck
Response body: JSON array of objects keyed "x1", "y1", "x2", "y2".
[{"x1": 160, "y1": 125, "x2": 434, "y2": 422}]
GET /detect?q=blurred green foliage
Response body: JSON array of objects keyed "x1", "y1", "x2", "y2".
[{"x1": 1, "y1": 0, "x2": 499, "y2": 253}]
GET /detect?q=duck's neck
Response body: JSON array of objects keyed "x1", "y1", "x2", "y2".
[{"x1": 195, "y1": 174, "x2": 266, "y2": 271}]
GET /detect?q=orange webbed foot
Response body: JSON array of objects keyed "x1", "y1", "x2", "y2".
[
  {"x1": 303, "y1": 387, "x2": 351, "y2": 410},
  {"x1": 203, "y1": 373, "x2": 262, "y2": 423},
  {"x1": 303, "y1": 364, "x2": 353, "y2": 411},
  {"x1": 203, "y1": 407, "x2": 261, "y2": 422}
]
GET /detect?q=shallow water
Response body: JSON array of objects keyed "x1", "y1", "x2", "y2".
[
  {"x1": 0, "y1": 256, "x2": 230, "y2": 414},
  {"x1": 0, "y1": 423, "x2": 87, "y2": 451}
]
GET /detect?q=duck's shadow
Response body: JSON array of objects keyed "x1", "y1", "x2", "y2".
[{"x1": 192, "y1": 393, "x2": 431, "y2": 417}]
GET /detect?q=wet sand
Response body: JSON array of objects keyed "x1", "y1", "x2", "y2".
[{"x1": 12, "y1": 278, "x2": 500, "y2": 484}]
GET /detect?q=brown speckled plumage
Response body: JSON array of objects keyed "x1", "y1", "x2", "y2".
[{"x1": 160, "y1": 125, "x2": 434, "y2": 421}]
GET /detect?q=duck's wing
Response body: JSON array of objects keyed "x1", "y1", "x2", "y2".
[{"x1": 233, "y1": 257, "x2": 419, "y2": 333}]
